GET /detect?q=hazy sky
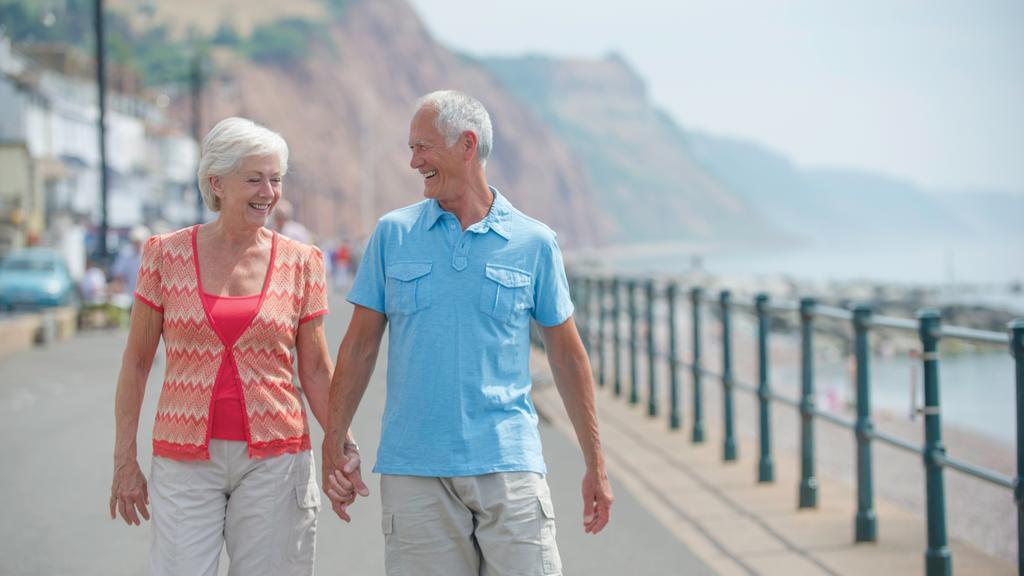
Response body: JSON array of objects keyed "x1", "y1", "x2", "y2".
[{"x1": 407, "y1": 0, "x2": 1024, "y2": 193}]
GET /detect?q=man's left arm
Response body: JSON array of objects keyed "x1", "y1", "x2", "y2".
[{"x1": 541, "y1": 317, "x2": 614, "y2": 534}]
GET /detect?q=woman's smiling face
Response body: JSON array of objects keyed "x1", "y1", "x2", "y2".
[{"x1": 213, "y1": 154, "x2": 283, "y2": 227}]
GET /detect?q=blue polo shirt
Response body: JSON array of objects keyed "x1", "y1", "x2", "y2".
[{"x1": 347, "y1": 187, "x2": 574, "y2": 477}]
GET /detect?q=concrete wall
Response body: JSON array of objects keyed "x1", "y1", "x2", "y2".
[{"x1": 0, "y1": 307, "x2": 78, "y2": 360}]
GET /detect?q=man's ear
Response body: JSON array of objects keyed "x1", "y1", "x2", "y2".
[{"x1": 461, "y1": 130, "x2": 478, "y2": 161}]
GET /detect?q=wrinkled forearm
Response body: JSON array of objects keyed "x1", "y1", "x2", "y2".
[
  {"x1": 327, "y1": 343, "x2": 377, "y2": 444},
  {"x1": 549, "y1": 347, "x2": 605, "y2": 471},
  {"x1": 300, "y1": 362, "x2": 332, "y2": 433},
  {"x1": 297, "y1": 321, "x2": 334, "y2": 432},
  {"x1": 325, "y1": 318, "x2": 383, "y2": 457},
  {"x1": 113, "y1": 303, "x2": 161, "y2": 466},
  {"x1": 113, "y1": 358, "x2": 151, "y2": 465}
]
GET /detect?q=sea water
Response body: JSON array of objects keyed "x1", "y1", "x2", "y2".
[{"x1": 592, "y1": 237, "x2": 1021, "y2": 444}]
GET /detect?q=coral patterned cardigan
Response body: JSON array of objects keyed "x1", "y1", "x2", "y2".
[{"x1": 134, "y1": 226, "x2": 328, "y2": 460}]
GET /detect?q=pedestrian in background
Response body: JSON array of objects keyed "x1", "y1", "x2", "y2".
[
  {"x1": 110, "y1": 224, "x2": 151, "y2": 297},
  {"x1": 79, "y1": 258, "x2": 107, "y2": 305},
  {"x1": 109, "y1": 117, "x2": 364, "y2": 576},
  {"x1": 331, "y1": 240, "x2": 352, "y2": 289},
  {"x1": 273, "y1": 198, "x2": 313, "y2": 244},
  {"x1": 107, "y1": 224, "x2": 151, "y2": 314}
]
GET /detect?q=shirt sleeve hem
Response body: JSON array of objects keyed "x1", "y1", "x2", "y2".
[
  {"x1": 134, "y1": 292, "x2": 163, "y2": 313},
  {"x1": 298, "y1": 308, "x2": 328, "y2": 325},
  {"x1": 533, "y1": 303, "x2": 575, "y2": 328},
  {"x1": 345, "y1": 294, "x2": 385, "y2": 314}
]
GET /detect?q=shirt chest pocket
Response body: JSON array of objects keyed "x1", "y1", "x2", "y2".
[
  {"x1": 480, "y1": 264, "x2": 533, "y2": 322},
  {"x1": 385, "y1": 261, "x2": 432, "y2": 316}
]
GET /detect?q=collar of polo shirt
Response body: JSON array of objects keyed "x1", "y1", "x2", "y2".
[{"x1": 424, "y1": 186, "x2": 513, "y2": 239}]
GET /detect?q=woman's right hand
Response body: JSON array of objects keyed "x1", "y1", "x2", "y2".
[{"x1": 110, "y1": 459, "x2": 150, "y2": 526}]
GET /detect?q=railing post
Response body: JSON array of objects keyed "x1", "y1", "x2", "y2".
[
  {"x1": 568, "y1": 274, "x2": 579, "y2": 346},
  {"x1": 667, "y1": 282, "x2": 681, "y2": 430},
  {"x1": 647, "y1": 279, "x2": 658, "y2": 417},
  {"x1": 586, "y1": 277, "x2": 595, "y2": 355},
  {"x1": 568, "y1": 273, "x2": 577, "y2": 307},
  {"x1": 628, "y1": 280, "x2": 640, "y2": 406},
  {"x1": 691, "y1": 287, "x2": 705, "y2": 443},
  {"x1": 756, "y1": 293, "x2": 774, "y2": 483},
  {"x1": 853, "y1": 304, "x2": 877, "y2": 542},
  {"x1": 919, "y1": 310, "x2": 951, "y2": 576},
  {"x1": 597, "y1": 278, "x2": 607, "y2": 388},
  {"x1": 589, "y1": 276, "x2": 599, "y2": 376},
  {"x1": 1011, "y1": 319, "x2": 1024, "y2": 576},
  {"x1": 720, "y1": 290, "x2": 737, "y2": 461},
  {"x1": 613, "y1": 277, "x2": 623, "y2": 398},
  {"x1": 798, "y1": 297, "x2": 818, "y2": 508},
  {"x1": 578, "y1": 276, "x2": 589, "y2": 355}
]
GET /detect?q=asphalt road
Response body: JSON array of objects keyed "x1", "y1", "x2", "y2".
[{"x1": 0, "y1": 297, "x2": 712, "y2": 575}]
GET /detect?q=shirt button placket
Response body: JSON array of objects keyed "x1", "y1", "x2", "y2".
[{"x1": 452, "y1": 233, "x2": 469, "y2": 271}]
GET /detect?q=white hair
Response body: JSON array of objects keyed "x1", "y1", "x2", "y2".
[
  {"x1": 415, "y1": 90, "x2": 493, "y2": 166},
  {"x1": 197, "y1": 117, "x2": 289, "y2": 212}
]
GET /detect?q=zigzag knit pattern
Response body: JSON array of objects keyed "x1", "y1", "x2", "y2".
[{"x1": 136, "y1": 226, "x2": 327, "y2": 460}]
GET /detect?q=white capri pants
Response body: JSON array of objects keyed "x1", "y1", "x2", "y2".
[
  {"x1": 381, "y1": 472, "x2": 562, "y2": 576},
  {"x1": 148, "y1": 440, "x2": 320, "y2": 576}
]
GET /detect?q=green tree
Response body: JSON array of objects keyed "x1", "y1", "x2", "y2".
[
  {"x1": 212, "y1": 22, "x2": 239, "y2": 46},
  {"x1": 245, "y1": 18, "x2": 322, "y2": 65}
]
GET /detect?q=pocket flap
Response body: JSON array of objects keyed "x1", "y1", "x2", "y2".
[
  {"x1": 382, "y1": 513, "x2": 394, "y2": 535},
  {"x1": 386, "y1": 262, "x2": 432, "y2": 282},
  {"x1": 539, "y1": 496, "x2": 556, "y2": 519},
  {"x1": 295, "y1": 481, "x2": 321, "y2": 510},
  {"x1": 485, "y1": 264, "x2": 532, "y2": 288}
]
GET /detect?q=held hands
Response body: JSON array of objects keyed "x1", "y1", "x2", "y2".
[
  {"x1": 582, "y1": 466, "x2": 613, "y2": 534},
  {"x1": 322, "y1": 439, "x2": 370, "y2": 522},
  {"x1": 110, "y1": 459, "x2": 150, "y2": 526}
]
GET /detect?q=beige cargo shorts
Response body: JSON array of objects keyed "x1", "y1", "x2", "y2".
[
  {"x1": 381, "y1": 471, "x2": 562, "y2": 576},
  {"x1": 148, "y1": 440, "x2": 320, "y2": 576}
]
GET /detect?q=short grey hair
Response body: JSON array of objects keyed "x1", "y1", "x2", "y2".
[
  {"x1": 415, "y1": 90, "x2": 493, "y2": 166},
  {"x1": 197, "y1": 117, "x2": 289, "y2": 212}
]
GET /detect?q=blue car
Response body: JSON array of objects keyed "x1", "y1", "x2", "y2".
[{"x1": 0, "y1": 248, "x2": 78, "y2": 310}]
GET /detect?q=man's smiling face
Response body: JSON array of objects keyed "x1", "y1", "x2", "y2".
[{"x1": 408, "y1": 107, "x2": 469, "y2": 204}]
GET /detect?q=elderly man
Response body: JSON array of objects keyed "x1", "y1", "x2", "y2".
[{"x1": 323, "y1": 90, "x2": 612, "y2": 575}]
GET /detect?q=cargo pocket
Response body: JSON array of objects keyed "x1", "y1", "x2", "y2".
[
  {"x1": 480, "y1": 264, "x2": 533, "y2": 322},
  {"x1": 382, "y1": 513, "x2": 403, "y2": 576},
  {"x1": 385, "y1": 262, "x2": 432, "y2": 316},
  {"x1": 288, "y1": 480, "x2": 320, "y2": 567},
  {"x1": 538, "y1": 495, "x2": 562, "y2": 575}
]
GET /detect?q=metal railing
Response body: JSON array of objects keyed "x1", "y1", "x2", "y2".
[{"x1": 559, "y1": 273, "x2": 1024, "y2": 576}]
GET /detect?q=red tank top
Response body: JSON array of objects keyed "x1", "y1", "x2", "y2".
[{"x1": 203, "y1": 292, "x2": 262, "y2": 441}]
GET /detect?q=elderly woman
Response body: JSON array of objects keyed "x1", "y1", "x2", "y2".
[{"x1": 109, "y1": 117, "x2": 363, "y2": 575}]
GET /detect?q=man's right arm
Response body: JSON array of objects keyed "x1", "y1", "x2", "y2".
[{"x1": 322, "y1": 304, "x2": 387, "y2": 521}]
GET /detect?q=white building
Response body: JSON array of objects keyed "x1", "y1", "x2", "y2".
[{"x1": 0, "y1": 33, "x2": 198, "y2": 271}]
